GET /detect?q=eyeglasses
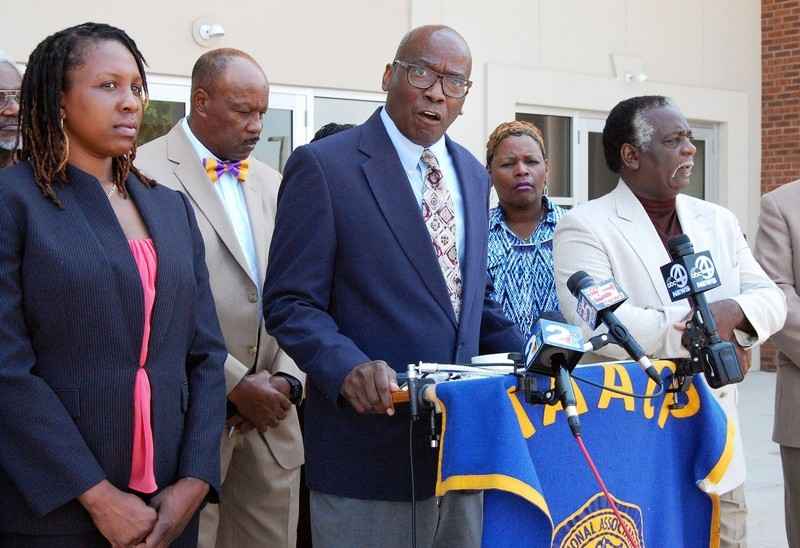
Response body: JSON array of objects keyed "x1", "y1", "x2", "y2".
[
  {"x1": 0, "y1": 89, "x2": 20, "y2": 111},
  {"x1": 392, "y1": 61, "x2": 472, "y2": 98}
]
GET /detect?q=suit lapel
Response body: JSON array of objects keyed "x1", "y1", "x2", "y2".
[
  {"x1": 65, "y1": 167, "x2": 142, "y2": 363},
  {"x1": 609, "y1": 181, "x2": 674, "y2": 306},
  {"x1": 447, "y1": 138, "x2": 483, "y2": 331},
  {"x1": 166, "y1": 125, "x2": 253, "y2": 278},
  {"x1": 127, "y1": 177, "x2": 178, "y2": 358},
  {"x1": 359, "y1": 112, "x2": 457, "y2": 327},
  {"x1": 676, "y1": 195, "x2": 714, "y2": 256}
]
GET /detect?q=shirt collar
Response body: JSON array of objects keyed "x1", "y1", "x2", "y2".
[
  {"x1": 490, "y1": 196, "x2": 556, "y2": 232},
  {"x1": 181, "y1": 117, "x2": 221, "y2": 163},
  {"x1": 379, "y1": 107, "x2": 447, "y2": 172}
]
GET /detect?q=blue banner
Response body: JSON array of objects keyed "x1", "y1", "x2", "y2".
[{"x1": 434, "y1": 361, "x2": 733, "y2": 548}]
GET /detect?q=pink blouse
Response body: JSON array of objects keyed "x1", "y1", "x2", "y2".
[{"x1": 128, "y1": 238, "x2": 158, "y2": 494}]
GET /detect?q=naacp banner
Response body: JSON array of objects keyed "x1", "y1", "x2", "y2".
[{"x1": 434, "y1": 361, "x2": 733, "y2": 548}]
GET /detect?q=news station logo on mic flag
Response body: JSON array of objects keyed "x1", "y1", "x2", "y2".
[{"x1": 434, "y1": 362, "x2": 734, "y2": 548}]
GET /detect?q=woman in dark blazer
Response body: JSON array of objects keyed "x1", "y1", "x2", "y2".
[{"x1": 0, "y1": 24, "x2": 226, "y2": 548}]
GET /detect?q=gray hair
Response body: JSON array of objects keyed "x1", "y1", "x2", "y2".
[{"x1": 631, "y1": 97, "x2": 675, "y2": 150}]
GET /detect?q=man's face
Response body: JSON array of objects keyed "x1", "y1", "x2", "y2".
[
  {"x1": 193, "y1": 57, "x2": 268, "y2": 161},
  {"x1": 382, "y1": 31, "x2": 471, "y2": 147},
  {"x1": 633, "y1": 106, "x2": 696, "y2": 200},
  {"x1": 0, "y1": 63, "x2": 22, "y2": 151}
]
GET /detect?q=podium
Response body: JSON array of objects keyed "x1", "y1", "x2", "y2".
[{"x1": 430, "y1": 360, "x2": 733, "y2": 548}]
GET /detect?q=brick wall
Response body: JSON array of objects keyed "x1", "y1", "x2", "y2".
[{"x1": 761, "y1": 0, "x2": 800, "y2": 370}]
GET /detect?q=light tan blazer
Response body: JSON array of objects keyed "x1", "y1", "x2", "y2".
[
  {"x1": 554, "y1": 180, "x2": 787, "y2": 493},
  {"x1": 755, "y1": 180, "x2": 800, "y2": 447},
  {"x1": 136, "y1": 123, "x2": 303, "y2": 469}
]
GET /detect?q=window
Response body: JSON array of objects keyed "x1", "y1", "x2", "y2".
[{"x1": 313, "y1": 95, "x2": 384, "y2": 135}]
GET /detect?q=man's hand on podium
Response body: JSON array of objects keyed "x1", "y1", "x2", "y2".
[{"x1": 341, "y1": 360, "x2": 400, "y2": 415}]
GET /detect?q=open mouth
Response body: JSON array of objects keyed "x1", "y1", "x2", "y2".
[
  {"x1": 672, "y1": 163, "x2": 693, "y2": 179},
  {"x1": 418, "y1": 110, "x2": 442, "y2": 123}
]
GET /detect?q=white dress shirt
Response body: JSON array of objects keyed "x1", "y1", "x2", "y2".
[
  {"x1": 379, "y1": 107, "x2": 466, "y2": 267},
  {"x1": 181, "y1": 117, "x2": 260, "y2": 287}
]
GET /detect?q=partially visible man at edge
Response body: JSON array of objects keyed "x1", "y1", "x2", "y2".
[
  {"x1": 0, "y1": 51, "x2": 22, "y2": 169},
  {"x1": 554, "y1": 95, "x2": 786, "y2": 548},
  {"x1": 263, "y1": 25, "x2": 523, "y2": 548},
  {"x1": 136, "y1": 48, "x2": 304, "y2": 548}
]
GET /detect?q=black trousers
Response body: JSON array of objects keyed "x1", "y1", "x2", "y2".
[{"x1": 0, "y1": 513, "x2": 200, "y2": 548}]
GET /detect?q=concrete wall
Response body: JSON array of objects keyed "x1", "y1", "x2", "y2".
[{"x1": 2, "y1": 0, "x2": 761, "y2": 228}]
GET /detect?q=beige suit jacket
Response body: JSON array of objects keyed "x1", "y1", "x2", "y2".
[
  {"x1": 554, "y1": 180, "x2": 787, "y2": 493},
  {"x1": 136, "y1": 123, "x2": 304, "y2": 468},
  {"x1": 755, "y1": 180, "x2": 800, "y2": 447}
]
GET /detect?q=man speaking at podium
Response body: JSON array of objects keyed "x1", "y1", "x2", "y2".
[
  {"x1": 263, "y1": 25, "x2": 523, "y2": 548},
  {"x1": 554, "y1": 95, "x2": 786, "y2": 547}
]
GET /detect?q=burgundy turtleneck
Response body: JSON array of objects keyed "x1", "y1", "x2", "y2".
[{"x1": 635, "y1": 194, "x2": 683, "y2": 250}]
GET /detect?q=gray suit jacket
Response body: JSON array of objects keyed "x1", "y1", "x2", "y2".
[
  {"x1": 755, "y1": 180, "x2": 800, "y2": 447},
  {"x1": 136, "y1": 122, "x2": 304, "y2": 469}
]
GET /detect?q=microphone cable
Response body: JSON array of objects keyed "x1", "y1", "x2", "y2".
[
  {"x1": 573, "y1": 433, "x2": 640, "y2": 548},
  {"x1": 409, "y1": 415, "x2": 417, "y2": 548},
  {"x1": 569, "y1": 373, "x2": 666, "y2": 399}
]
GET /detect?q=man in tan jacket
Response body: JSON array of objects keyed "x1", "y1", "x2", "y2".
[
  {"x1": 755, "y1": 180, "x2": 800, "y2": 547},
  {"x1": 137, "y1": 48, "x2": 303, "y2": 548}
]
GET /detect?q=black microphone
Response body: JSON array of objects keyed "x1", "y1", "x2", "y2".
[
  {"x1": 567, "y1": 271, "x2": 662, "y2": 386},
  {"x1": 524, "y1": 311, "x2": 584, "y2": 435},
  {"x1": 663, "y1": 235, "x2": 743, "y2": 388}
]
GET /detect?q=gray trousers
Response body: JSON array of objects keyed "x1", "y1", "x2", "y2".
[
  {"x1": 782, "y1": 445, "x2": 800, "y2": 547},
  {"x1": 310, "y1": 490, "x2": 482, "y2": 548}
]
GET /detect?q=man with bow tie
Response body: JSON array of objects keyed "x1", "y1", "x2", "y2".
[{"x1": 137, "y1": 48, "x2": 304, "y2": 548}]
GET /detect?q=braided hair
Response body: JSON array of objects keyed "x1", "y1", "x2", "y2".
[
  {"x1": 18, "y1": 22, "x2": 153, "y2": 207},
  {"x1": 602, "y1": 95, "x2": 673, "y2": 174},
  {"x1": 485, "y1": 120, "x2": 547, "y2": 168}
]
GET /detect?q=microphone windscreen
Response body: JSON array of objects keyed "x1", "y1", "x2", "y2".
[
  {"x1": 667, "y1": 234, "x2": 693, "y2": 257},
  {"x1": 539, "y1": 310, "x2": 568, "y2": 323},
  {"x1": 566, "y1": 271, "x2": 592, "y2": 297}
]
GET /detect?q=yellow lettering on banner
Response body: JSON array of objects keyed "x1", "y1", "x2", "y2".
[
  {"x1": 643, "y1": 362, "x2": 676, "y2": 419},
  {"x1": 597, "y1": 364, "x2": 635, "y2": 412},
  {"x1": 658, "y1": 381, "x2": 701, "y2": 429},
  {"x1": 506, "y1": 387, "x2": 536, "y2": 438},
  {"x1": 542, "y1": 378, "x2": 589, "y2": 426}
]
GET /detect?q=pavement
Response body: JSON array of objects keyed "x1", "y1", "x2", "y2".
[{"x1": 740, "y1": 370, "x2": 788, "y2": 547}]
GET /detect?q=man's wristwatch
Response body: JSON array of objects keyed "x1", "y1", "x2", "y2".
[{"x1": 275, "y1": 373, "x2": 303, "y2": 405}]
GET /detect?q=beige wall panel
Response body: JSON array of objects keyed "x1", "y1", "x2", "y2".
[
  {"x1": 625, "y1": 0, "x2": 705, "y2": 86},
  {"x1": 539, "y1": 0, "x2": 627, "y2": 77},
  {"x1": 1, "y1": 0, "x2": 409, "y2": 91}
]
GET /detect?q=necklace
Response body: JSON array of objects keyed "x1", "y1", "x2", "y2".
[{"x1": 104, "y1": 184, "x2": 117, "y2": 198}]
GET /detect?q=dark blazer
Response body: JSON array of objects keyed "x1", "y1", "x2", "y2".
[
  {"x1": 0, "y1": 162, "x2": 226, "y2": 535},
  {"x1": 263, "y1": 110, "x2": 523, "y2": 500}
]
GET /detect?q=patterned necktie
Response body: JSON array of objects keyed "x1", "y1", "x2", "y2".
[
  {"x1": 420, "y1": 149, "x2": 463, "y2": 319},
  {"x1": 203, "y1": 158, "x2": 250, "y2": 183}
]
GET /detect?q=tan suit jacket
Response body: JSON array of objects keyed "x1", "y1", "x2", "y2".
[
  {"x1": 755, "y1": 180, "x2": 800, "y2": 447},
  {"x1": 555, "y1": 180, "x2": 787, "y2": 493},
  {"x1": 136, "y1": 123, "x2": 303, "y2": 469}
]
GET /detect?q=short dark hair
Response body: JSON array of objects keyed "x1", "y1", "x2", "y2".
[
  {"x1": 311, "y1": 123, "x2": 355, "y2": 143},
  {"x1": 602, "y1": 95, "x2": 673, "y2": 173},
  {"x1": 191, "y1": 48, "x2": 263, "y2": 94}
]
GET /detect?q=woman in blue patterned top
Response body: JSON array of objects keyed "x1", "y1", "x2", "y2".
[{"x1": 486, "y1": 121, "x2": 567, "y2": 340}]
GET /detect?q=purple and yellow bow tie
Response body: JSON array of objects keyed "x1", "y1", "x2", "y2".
[{"x1": 203, "y1": 158, "x2": 249, "y2": 183}]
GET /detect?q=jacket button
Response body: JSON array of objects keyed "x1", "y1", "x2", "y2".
[
  {"x1": 248, "y1": 292, "x2": 258, "y2": 303},
  {"x1": 248, "y1": 346, "x2": 257, "y2": 356}
]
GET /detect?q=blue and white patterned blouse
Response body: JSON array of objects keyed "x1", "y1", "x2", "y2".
[{"x1": 487, "y1": 197, "x2": 567, "y2": 341}]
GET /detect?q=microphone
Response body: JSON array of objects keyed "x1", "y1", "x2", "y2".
[
  {"x1": 567, "y1": 272, "x2": 662, "y2": 387},
  {"x1": 524, "y1": 311, "x2": 584, "y2": 435},
  {"x1": 662, "y1": 235, "x2": 743, "y2": 388}
]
